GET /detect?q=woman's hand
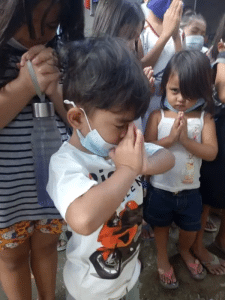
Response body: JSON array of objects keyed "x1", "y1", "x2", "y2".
[
  {"x1": 162, "y1": 0, "x2": 183, "y2": 39},
  {"x1": 20, "y1": 45, "x2": 57, "y2": 67},
  {"x1": 143, "y1": 66, "x2": 155, "y2": 94}
]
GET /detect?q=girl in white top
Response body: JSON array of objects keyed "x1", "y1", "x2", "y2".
[
  {"x1": 144, "y1": 50, "x2": 218, "y2": 289},
  {"x1": 138, "y1": 0, "x2": 183, "y2": 130}
]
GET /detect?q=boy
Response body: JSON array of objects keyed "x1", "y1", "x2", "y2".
[{"x1": 47, "y1": 36, "x2": 175, "y2": 300}]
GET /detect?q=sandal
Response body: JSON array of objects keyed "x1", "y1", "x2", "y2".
[
  {"x1": 184, "y1": 259, "x2": 207, "y2": 280},
  {"x1": 201, "y1": 254, "x2": 225, "y2": 275},
  {"x1": 204, "y1": 217, "x2": 217, "y2": 232},
  {"x1": 158, "y1": 267, "x2": 179, "y2": 289},
  {"x1": 57, "y1": 231, "x2": 68, "y2": 252}
]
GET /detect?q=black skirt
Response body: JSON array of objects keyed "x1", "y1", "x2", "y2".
[{"x1": 200, "y1": 105, "x2": 225, "y2": 209}]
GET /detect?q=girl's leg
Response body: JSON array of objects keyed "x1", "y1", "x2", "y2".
[
  {"x1": 30, "y1": 230, "x2": 60, "y2": 300},
  {"x1": 179, "y1": 229, "x2": 203, "y2": 274},
  {"x1": 0, "y1": 239, "x2": 32, "y2": 300},
  {"x1": 215, "y1": 209, "x2": 225, "y2": 250},
  {"x1": 191, "y1": 204, "x2": 211, "y2": 261},
  {"x1": 154, "y1": 226, "x2": 177, "y2": 284}
]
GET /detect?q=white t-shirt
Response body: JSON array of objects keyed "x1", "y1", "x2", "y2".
[
  {"x1": 140, "y1": 24, "x2": 177, "y2": 130},
  {"x1": 47, "y1": 141, "x2": 162, "y2": 300},
  {"x1": 150, "y1": 110, "x2": 204, "y2": 192}
]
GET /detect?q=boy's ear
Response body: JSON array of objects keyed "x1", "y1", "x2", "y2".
[
  {"x1": 218, "y1": 40, "x2": 225, "y2": 53},
  {"x1": 67, "y1": 108, "x2": 85, "y2": 129}
]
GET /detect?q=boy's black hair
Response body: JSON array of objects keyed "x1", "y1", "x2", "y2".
[
  {"x1": 92, "y1": 0, "x2": 145, "y2": 41},
  {"x1": 211, "y1": 14, "x2": 225, "y2": 61},
  {"x1": 60, "y1": 36, "x2": 150, "y2": 119},
  {"x1": 0, "y1": 0, "x2": 84, "y2": 47},
  {"x1": 160, "y1": 50, "x2": 214, "y2": 114}
]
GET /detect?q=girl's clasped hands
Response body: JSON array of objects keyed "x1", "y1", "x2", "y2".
[{"x1": 170, "y1": 111, "x2": 188, "y2": 144}]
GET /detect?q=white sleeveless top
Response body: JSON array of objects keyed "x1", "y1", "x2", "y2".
[
  {"x1": 140, "y1": 24, "x2": 177, "y2": 130},
  {"x1": 150, "y1": 110, "x2": 205, "y2": 193}
]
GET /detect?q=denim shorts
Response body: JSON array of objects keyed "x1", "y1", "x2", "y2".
[{"x1": 143, "y1": 185, "x2": 202, "y2": 231}]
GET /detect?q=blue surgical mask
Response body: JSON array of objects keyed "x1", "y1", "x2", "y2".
[
  {"x1": 147, "y1": 0, "x2": 171, "y2": 19},
  {"x1": 185, "y1": 35, "x2": 204, "y2": 51},
  {"x1": 64, "y1": 100, "x2": 116, "y2": 157},
  {"x1": 164, "y1": 98, "x2": 205, "y2": 113}
]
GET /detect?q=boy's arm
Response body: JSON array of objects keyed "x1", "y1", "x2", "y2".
[
  {"x1": 66, "y1": 124, "x2": 143, "y2": 236},
  {"x1": 142, "y1": 148, "x2": 175, "y2": 175},
  {"x1": 180, "y1": 114, "x2": 218, "y2": 161},
  {"x1": 66, "y1": 166, "x2": 137, "y2": 236}
]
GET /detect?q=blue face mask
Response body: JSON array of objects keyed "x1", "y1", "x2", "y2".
[
  {"x1": 147, "y1": 0, "x2": 171, "y2": 19},
  {"x1": 164, "y1": 98, "x2": 205, "y2": 113},
  {"x1": 185, "y1": 35, "x2": 204, "y2": 51},
  {"x1": 64, "y1": 100, "x2": 116, "y2": 157}
]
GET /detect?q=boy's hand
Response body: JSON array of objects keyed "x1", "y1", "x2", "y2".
[
  {"x1": 169, "y1": 111, "x2": 183, "y2": 144},
  {"x1": 109, "y1": 124, "x2": 144, "y2": 176}
]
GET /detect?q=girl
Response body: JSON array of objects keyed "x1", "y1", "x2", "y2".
[
  {"x1": 93, "y1": 0, "x2": 145, "y2": 57},
  {"x1": 0, "y1": 0, "x2": 83, "y2": 299},
  {"x1": 92, "y1": 0, "x2": 155, "y2": 240},
  {"x1": 144, "y1": 50, "x2": 218, "y2": 289},
  {"x1": 192, "y1": 14, "x2": 225, "y2": 275},
  {"x1": 180, "y1": 9, "x2": 207, "y2": 52},
  {"x1": 138, "y1": 0, "x2": 183, "y2": 130}
]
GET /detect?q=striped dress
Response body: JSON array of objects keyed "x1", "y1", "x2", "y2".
[{"x1": 0, "y1": 41, "x2": 68, "y2": 228}]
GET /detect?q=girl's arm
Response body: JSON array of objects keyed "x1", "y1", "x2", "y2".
[
  {"x1": 0, "y1": 50, "x2": 60, "y2": 129},
  {"x1": 145, "y1": 110, "x2": 182, "y2": 148},
  {"x1": 215, "y1": 62, "x2": 225, "y2": 103},
  {"x1": 21, "y1": 46, "x2": 68, "y2": 124},
  {"x1": 180, "y1": 113, "x2": 218, "y2": 161},
  {"x1": 66, "y1": 125, "x2": 143, "y2": 236},
  {"x1": 140, "y1": 0, "x2": 183, "y2": 68}
]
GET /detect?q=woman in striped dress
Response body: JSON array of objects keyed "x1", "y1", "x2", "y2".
[{"x1": 0, "y1": 1, "x2": 84, "y2": 299}]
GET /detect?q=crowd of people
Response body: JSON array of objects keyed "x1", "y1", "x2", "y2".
[{"x1": 0, "y1": 0, "x2": 224, "y2": 299}]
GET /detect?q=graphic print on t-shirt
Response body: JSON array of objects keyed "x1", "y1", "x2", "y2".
[{"x1": 89, "y1": 170, "x2": 143, "y2": 279}]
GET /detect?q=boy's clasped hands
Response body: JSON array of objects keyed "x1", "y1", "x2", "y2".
[{"x1": 109, "y1": 124, "x2": 146, "y2": 177}]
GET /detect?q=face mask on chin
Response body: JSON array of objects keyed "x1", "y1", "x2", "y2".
[
  {"x1": 185, "y1": 35, "x2": 204, "y2": 51},
  {"x1": 64, "y1": 100, "x2": 116, "y2": 157}
]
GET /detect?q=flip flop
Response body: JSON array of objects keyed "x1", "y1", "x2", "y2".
[
  {"x1": 204, "y1": 217, "x2": 217, "y2": 232},
  {"x1": 158, "y1": 267, "x2": 179, "y2": 289},
  {"x1": 184, "y1": 259, "x2": 207, "y2": 280},
  {"x1": 201, "y1": 254, "x2": 225, "y2": 275}
]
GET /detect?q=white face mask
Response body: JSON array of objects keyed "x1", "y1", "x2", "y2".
[
  {"x1": 64, "y1": 100, "x2": 116, "y2": 157},
  {"x1": 185, "y1": 35, "x2": 204, "y2": 51}
]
